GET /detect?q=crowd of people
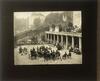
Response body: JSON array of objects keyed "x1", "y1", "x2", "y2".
[{"x1": 18, "y1": 45, "x2": 78, "y2": 61}]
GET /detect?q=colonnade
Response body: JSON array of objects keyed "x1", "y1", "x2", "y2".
[{"x1": 45, "y1": 32, "x2": 82, "y2": 51}]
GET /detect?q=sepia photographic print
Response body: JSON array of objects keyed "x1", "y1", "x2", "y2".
[{"x1": 14, "y1": 11, "x2": 82, "y2": 65}]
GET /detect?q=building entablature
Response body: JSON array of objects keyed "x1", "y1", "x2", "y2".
[{"x1": 45, "y1": 31, "x2": 82, "y2": 37}]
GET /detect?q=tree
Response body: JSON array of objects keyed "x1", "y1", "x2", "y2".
[
  {"x1": 44, "y1": 13, "x2": 63, "y2": 26},
  {"x1": 77, "y1": 28, "x2": 82, "y2": 33},
  {"x1": 34, "y1": 17, "x2": 41, "y2": 27},
  {"x1": 68, "y1": 22, "x2": 73, "y2": 27}
]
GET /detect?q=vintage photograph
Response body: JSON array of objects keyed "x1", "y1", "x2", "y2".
[{"x1": 14, "y1": 11, "x2": 82, "y2": 65}]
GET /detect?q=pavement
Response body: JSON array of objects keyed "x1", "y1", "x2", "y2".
[{"x1": 14, "y1": 44, "x2": 82, "y2": 65}]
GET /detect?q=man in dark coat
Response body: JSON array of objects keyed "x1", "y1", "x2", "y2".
[{"x1": 19, "y1": 46, "x2": 23, "y2": 54}]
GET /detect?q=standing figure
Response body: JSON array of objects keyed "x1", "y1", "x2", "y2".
[
  {"x1": 30, "y1": 49, "x2": 33, "y2": 60},
  {"x1": 19, "y1": 46, "x2": 23, "y2": 54},
  {"x1": 23, "y1": 47, "x2": 28, "y2": 55}
]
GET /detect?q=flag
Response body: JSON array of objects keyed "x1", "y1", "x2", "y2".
[{"x1": 63, "y1": 14, "x2": 67, "y2": 22}]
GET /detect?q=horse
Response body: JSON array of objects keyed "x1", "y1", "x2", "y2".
[
  {"x1": 30, "y1": 49, "x2": 37, "y2": 60},
  {"x1": 69, "y1": 47, "x2": 74, "y2": 52},
  {"x1": 56, "y1": 43, "x2": 63, "y2": 50},
  {"x1": 43, "y1": 51, "x2": 48, "y2": 61},
  {"x1": 55, "y1": 50, "x2": 61, "y2": 60},
  {"x1": 23, "y1": 47, "x2": 28, "y2": 55},
  {"x1": 50, "y1": 51, "x2": 56, "y2": 61},
  {"x1": 67, "y1": 52, "x2": 71, "y2": 59},
  {"x1": 74, "y1": 48, "x2": 81, "y2": 55},
  {"x1": 62, "y1": 52, "x2": 67, "y2": 60}
]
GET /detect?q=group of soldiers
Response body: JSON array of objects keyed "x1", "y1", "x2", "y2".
[{"x1": 18, "y1": 45, "x2": 73, "y2": 61}]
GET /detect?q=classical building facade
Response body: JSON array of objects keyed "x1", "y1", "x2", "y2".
[
  {"x1": 45, "y1": 11, "x2": 82, "y2": 51},
  {"x1": 45, "y1": 25, "x2": 82, "y2": 52}
]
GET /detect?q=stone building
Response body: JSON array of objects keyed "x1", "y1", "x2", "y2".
[
  {"x1": 45, "y1": 26, "x2": 82, "y2": 51},
  {"x1": 45, "y1": 11, "x2": 82, "y2": 51}
]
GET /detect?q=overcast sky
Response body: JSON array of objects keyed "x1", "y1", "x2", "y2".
[{"x1": 14, "y1": 11, "x2": 64, "y2": 19}]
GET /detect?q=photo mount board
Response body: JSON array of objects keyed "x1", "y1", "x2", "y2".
[{"x1": 1, "y1": 0, "x2": 97, "y2": 81}]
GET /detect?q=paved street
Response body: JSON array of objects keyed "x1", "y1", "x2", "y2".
[{"x1": 14, "y1": 44, "x2": 82, "y2": 65}]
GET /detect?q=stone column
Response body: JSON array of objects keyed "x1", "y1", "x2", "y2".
[
  {"x1": 79, "y1": 37, "x2": 82, "y2": 52},
  {"x1": 45, "y1": 34, "x2": 47, "y2": 42},
  {"x1": 66, "y1": 36, "x2": 68, "y2": 49},
  {"x1": 61, "y1": 35, "x2": 63, "y2": 46},
  {"x1": 57, "y1": 35, "x2": 59, "y2": 44},
  {"x1": 49, "y1": 34, "x2": 50, "y2": 43},
  {"x1": 72, "y1": 36, "x2": 74, "y2": 48},
  {"x1": 47, "y1": 34, "x2": 49, "y2": 42},
  {"x1": 50, "y1": 34, "x2": 52, "y2": 43},
  {"x1": 49, "y1": 34, "x2": 51, "y2": 43},
  {"x1": 53, "y1": 34, "x2": 55, "y2": 44}
]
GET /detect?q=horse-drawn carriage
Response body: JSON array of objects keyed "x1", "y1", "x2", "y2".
[{"x1": 56, "y1": 43, "x2": 64, "y2": 50}]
